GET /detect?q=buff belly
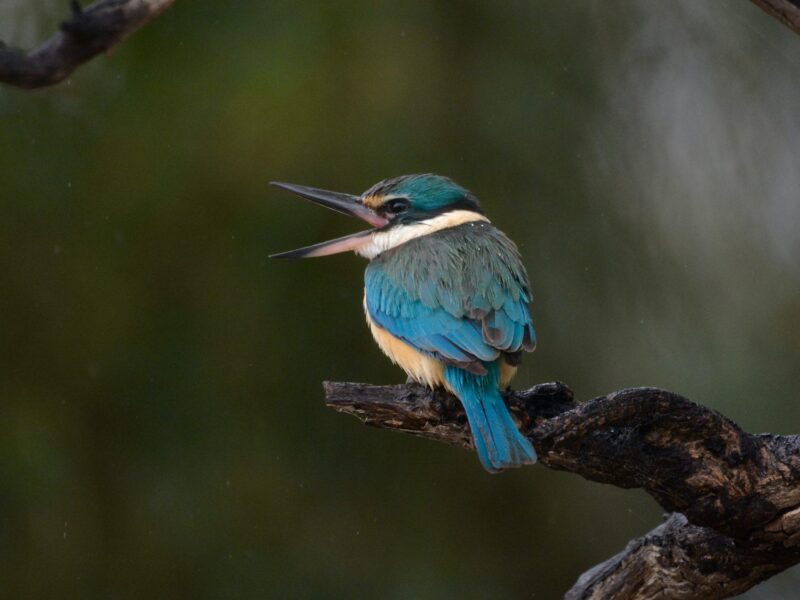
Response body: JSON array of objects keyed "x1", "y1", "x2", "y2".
[
  {"x1": 364, "y1": 296, "x2": 517, "y2": 390},
  {"x1": 365, "y1": 312, "x2": 446, "y2": 388}
]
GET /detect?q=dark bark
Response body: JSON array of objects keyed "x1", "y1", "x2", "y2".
[
  {"x1": 324, "y1": 381, "x2": 800, "y2": 599},
  {"x1": 566, "y1": 514, "x2": 799, "y2": 600},
  {"x1": 750, "y1": 0, "x2": 800, "y2": 35},
  {"x1": 0, "y1": 0, "x2": 175, "y2": 89}
]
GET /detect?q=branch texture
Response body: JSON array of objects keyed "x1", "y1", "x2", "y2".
[
  {"x1": 566, "y1": 513, "x2": 798, "y2": 600},
  {"x1": 750, "y1": 0, "x2": 800, "y2": 35},
  {"x1": 0, "y1": 0, "x2": 175, "y2": 89},
  {"x1": 324, "y1": 381, "x2": 800, "y2": 599}
]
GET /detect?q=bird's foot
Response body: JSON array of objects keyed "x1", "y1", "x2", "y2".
[{"x1": 430, "y1": 386, "x2": 465, "y2": 423}]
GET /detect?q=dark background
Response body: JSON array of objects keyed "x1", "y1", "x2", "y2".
[{"x1": 1, "y1": 1, "x2": 799, "y2": 597}]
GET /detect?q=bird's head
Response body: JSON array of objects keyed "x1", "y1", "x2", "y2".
[
  {"x1": 359, "y1": 174, "x2": 482, "y2": 224},
  {"x1": 270, "y1": 174, "x2": 484, "y2": 258}
]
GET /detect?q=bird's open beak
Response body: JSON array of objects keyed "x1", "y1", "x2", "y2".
[{"x1": 269, "y1": 182, "x2": 388, "y2": 259}]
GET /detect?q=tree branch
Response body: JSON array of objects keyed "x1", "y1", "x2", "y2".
[
  {"x1": 566, "y1": 513, "x2": 799, "y2": 600},
  {"x1": 324, "y1": 381, "x2": 800, "y2": 598},
  {"x1": 750, "y1": 0, "x2": 800, "y2": 35},
  {"x1": 0, "y1": 0, "x2": 175, "y2": 89}
]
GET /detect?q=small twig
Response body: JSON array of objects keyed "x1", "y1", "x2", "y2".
[
  {"x1": 0, "y1": 0, "x2": 176, "y2": 89},
  {"x1": 324, "y1": 380, "x2": 800, "y2": 598},
  {"x1": 749, "y1": 0, "x2": 800, "y2": 35}
]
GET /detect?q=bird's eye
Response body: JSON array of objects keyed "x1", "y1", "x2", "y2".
[{"x1": 385, "y1": 198, "x2": 410, "y2": 215}]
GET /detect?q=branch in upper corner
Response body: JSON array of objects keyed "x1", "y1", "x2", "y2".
[
  {"x1": 324, "y1": 380, "x2": 800, "y2": 598},
  {"x1": 0, "y1": 0, "x2": 176, "y2": 89},
  {"x1": 750, "y1": 0, "x2": 800, "y2": 35}
]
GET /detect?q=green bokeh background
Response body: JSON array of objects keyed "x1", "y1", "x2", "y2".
[{"x1": 1, "y1": 1, "x2": 799, "y2": 598}]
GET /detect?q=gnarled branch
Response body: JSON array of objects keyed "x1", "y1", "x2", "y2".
[
  {"x1": 324, "y1": 381, "x2": 800, "y2": 599},
  {"x1": 566, "y1": 513, "x2": 799, "y2": 600},
  {"x1": 0, "y1": 0, "x2": 175, "y2": 89}
]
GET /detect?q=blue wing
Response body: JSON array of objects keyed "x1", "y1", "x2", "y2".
[{"x1": 364, "y1": 222, "x2": 535, "y2": 373}]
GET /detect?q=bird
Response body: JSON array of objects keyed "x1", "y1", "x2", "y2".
[{"x1": 270, "y1": 174, "x2": 537, "y2": 472}]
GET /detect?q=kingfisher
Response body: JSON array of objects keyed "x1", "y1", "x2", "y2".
[{"x1": 271, "y1": 174, "x2": 537, "y2": 472}]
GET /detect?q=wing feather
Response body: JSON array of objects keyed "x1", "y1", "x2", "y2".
[{"x1": 365, "y1": 221, "x2": 535, "y2": 370}]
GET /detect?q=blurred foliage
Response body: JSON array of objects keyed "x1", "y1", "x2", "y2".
[{"x1": 1, "y1": 1, "x2": 799, "y2": 597}]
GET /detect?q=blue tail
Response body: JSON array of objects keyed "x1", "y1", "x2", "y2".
[{"x1": 443, "y1": 363, "x2": 537, "y2": 472}]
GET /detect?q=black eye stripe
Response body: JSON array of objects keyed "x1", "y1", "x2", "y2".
[{"x1": 382, "y1": 198, "x2": 410, "y2": 214}]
